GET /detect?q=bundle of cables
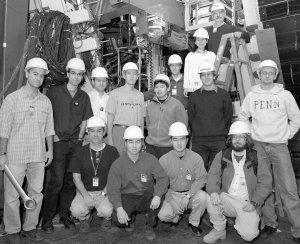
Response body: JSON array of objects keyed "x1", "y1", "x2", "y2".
[{"x1": 27, "y1": 11, "x2": 75, "y2": 87}]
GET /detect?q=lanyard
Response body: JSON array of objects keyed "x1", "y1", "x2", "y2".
[{"x1": 89, "y1": 145, "x2": 105, "y2": 176}]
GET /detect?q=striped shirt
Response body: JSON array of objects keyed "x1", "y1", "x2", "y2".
[{"x1": 0, "y1": 87, "x2": 55, "y2": 164}]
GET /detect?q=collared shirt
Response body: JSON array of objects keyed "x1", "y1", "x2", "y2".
[
  {"x1": 88, "y1": 89, "x2": 109, "y2": 124},
  {"x1": 159, "y1": 149, "x2": 207, "y2": 196},
  {"x1": 47, "y1": 84, "x2": 93, "y2": 141},
  {"x1": 107, "y1": 152, "x2": 169, "y2": 209},
  {"x1": 0, "y1": 87, "x2": 55, "y2": 164},
  {"x1": 200, "y1": 85, "x2": 218, "y2": 93},
  {"x1": 228, "y1": 150, "x2": 249, "y2": 201}
]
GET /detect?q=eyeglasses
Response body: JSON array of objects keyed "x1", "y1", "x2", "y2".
[{"x1": 260, "y1": 71, "x2": 276, "y2": 77}]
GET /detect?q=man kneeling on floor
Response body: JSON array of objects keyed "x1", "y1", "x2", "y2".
[
  {"x1": 158, "y1": 122, "x2": 207, "y2": 236},
  {"x1": 107, "y1": 126, "x2": 169, "y2": 242},
  {"x1": 203, "y1": 121, "x2": 272, "y2": 243},
  {"x1": 68, "y1": 116, "x2": 119, "y2": 232}
]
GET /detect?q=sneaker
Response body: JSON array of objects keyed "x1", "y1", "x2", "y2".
[
  {"x1": 60, "y1": 215, "x2": 76, "y2": 229},
  {"x1": 144, "y1": 225, "x2": 156, "y2": 242},
  {"x1": 189, "y1": 223, "x2": 203, "y2": 236},
  {"x1": 7, "y1": 233, "x2": 21, "y2": 244},
  {"x1": 21, "y1": 229, "x2": 43, "y2": 242},
  {"x1": 79, "y1": 215, "x2": 92, "y2": 233},
  {"x1": 203, "y1": 229, "x2": 226, "y2": 244},
  {"x1": 260, "y1": 226, "x2": 277, "y2": 237},
  {"x1": 42, "y1": 219, "x2": 54, "y2": 234}
]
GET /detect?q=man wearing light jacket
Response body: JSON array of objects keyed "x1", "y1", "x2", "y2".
[
  {"x1": 239, "y1": 59, "x2": 300, "y2": 243},
  {"x1": 146, "y1": 74, "x2": 188, "y2": 159}
]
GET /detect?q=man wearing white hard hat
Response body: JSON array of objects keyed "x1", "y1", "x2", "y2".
[
  {"x1": 68, "y1": 116, "x2": 119, "y2": 233},
  {"x1": 0, "y1": 57, "x2": 54, "y2": 242},
  {"x1": 188, "y1": 61, "x2": 232, "y2": 171},
  {"x1": 206, "y1": 2, "x2": 250, "y2": 57},
  {"x1": 41, "y1": 57, "x2": 93, "y2": 233},
  {"x1": 106, "y1": 62, "x2": 145, "y2": 154},
  {"x1": 88, "y1": 67, "x2": 109, "y2": 123},
  {"x1": 145, "y1": 74, "x2": 188, "y2": 159},
  {"x1": 204, "y1": 121, "x2": 272, "y2": 243},
  {"x1": 184, "y1": 27, "x2": 216, "y2": 94},
  {"x1": 239, "y1": 59, "x2": 300, "y2": 242},
  {"x1": 158, "y1": 122, "x2": 207, "y2": 236},
  {"x1": 107, "y1": 126, "x2": 168, "y2": 242}
]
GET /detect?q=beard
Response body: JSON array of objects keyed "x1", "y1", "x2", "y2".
[{"x1": 231, "y1": 143, "x2": 247, "y2": 152}]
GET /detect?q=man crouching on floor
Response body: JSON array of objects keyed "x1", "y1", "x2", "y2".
[{"x1": 203, "y1": 121, "x2": 272, "y2": 243}]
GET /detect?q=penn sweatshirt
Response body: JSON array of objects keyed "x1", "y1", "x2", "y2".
[{"x1": 239, "y1": 84, "x2": 300, "y2": 143}]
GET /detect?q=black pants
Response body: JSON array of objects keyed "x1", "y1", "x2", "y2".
[
  {"x1": 192, "y1": 138, "x2": 225, "y2": 171},
  {"x1": 41, "y1": 140, "x2": 81, "y2": 221},
  {"x1": 145, "y1": 143, "x2": 173, "y2": 160},
  {"x1": 112, "y1": 188, "x2": 161, "y2": 227}
]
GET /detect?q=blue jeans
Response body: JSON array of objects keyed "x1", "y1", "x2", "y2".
[
  {"x1": 256, "y1": 141, "x2": 300, "y2": 238},
  {"x1": 41, "y1": 140, "x2": 81, "y2": 221}
]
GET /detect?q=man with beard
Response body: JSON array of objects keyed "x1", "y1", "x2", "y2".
[
  {"x1": 158, "y1": 122, "x2": 207, "y2": 236},
  {"x1": 203, "y1": 121, "x2": 272, "y2": 243}
]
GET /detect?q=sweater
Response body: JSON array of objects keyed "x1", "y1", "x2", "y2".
[
  {"x1": 239, "y1": 84, "x2": 300, "y2": 143},
  {"x1": 187, "y1": 87, "x2": 233, "y2": 140},
  {"x1": 206, "y1": 24, "x2": 250, "y2": 57},
  {"x1": 146, "y1": 95, "x2": 188, "y2": 147}
]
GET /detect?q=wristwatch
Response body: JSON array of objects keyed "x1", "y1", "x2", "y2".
[{"x1": 250, "y1": 201, "x2": 259, "y2": 208}]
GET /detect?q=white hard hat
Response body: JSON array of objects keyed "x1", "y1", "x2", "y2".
[
  {"x1": 66, "y1": 58, "x2": 86, "y2": 72},
  {"x1": 211, "y1": 2, "x2": 225, "y2": 12},
  {"x1": 228, "y1": 121, "x2": 251, "y2": 135},
  {"x1": 168, "y1": 54, "x2": 182, "y2": 64},
  {"x1": 87, "y1": 116, "x2": 106, "y2": 128},
  {"x1": 198, "y1": 61, "x2": 215, "y2": 73},
  {"x1": 25, "y1": 57, "x2": 49, "y2": 75},
  {"x1": 122, "y1": 62, "x2": 138, "y2": 72},
  {"x1": 91, "y1": 67, "x2": 108, "y2": 78},
  {"x1": 123, "y1": 126, "x2": 144, "y2": 140},
  {"x1": 154, "y1": 74, "x2": 170, "y2": 86},
  {"x1": 258, "y1": 59, "x2": 279, "y2": 75},
  {"x1": 193, "y1": 28, "x2": 209, "y2": 39},
  {"x1": 169, "y1": 122, "x2": 189, "y2": 137}
]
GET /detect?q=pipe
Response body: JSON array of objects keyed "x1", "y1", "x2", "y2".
[
  {"x1": 1, "y1": 0, "x2": 8, "y2": 103},
  {"x1": 4, "y1": 165, "x2": 36, "y2": 210}
]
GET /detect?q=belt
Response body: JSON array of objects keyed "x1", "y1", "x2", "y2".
[
  {"x1": 173, "y1": 190, "x2": 189, "y2": 193},
  {"x1": 114, "y1": 124, "x2": 128, "y2": 128}
]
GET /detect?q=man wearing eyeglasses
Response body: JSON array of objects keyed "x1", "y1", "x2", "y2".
[
  {"x1": 239, "y1": 59, "x2": 300, "y2": 243},
  {"x1": 41, "y1": 58, "x2": 93, "y2": 233}
]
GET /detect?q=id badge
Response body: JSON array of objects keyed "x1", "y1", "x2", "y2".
[
  {"x1": 171, "y1": 88, "x2": 177, "y2": 96},
  {"x1": 186, "y1": 173, "x2": 192, "y2": 181},
  {"x1": 93, "y1": 177, "x2": 99, "y2": 187},
  {"x1": 141, "y1": 174, "x2": 147, "y2": 183}
]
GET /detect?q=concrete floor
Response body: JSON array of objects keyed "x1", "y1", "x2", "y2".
[{"x1": 0, "y1": 213, "x2": 298, "y2": 244}]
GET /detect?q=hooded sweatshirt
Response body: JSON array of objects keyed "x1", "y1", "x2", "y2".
[
  {"x1": 239, "y1": 84, "x2": 300, "y2": 143},
  {"x1": 146, "y1": 95, "x2": 188, "y2": 147}
]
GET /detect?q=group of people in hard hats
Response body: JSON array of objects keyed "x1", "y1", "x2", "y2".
[{"x1": 1, "y1": 1, "x2": 300, "y2": 244}]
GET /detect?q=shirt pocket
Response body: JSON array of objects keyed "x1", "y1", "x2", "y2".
[
  {"x1": 36, "y1": 107, "x2": 48, "y2": 125},
  {"x1": 13, "y1": 107, "x2": 29, "y2": 126}
]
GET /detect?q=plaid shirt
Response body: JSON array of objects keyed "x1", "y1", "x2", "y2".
[{"x1": 0, "y1": 87, "x2": 55, "y2": 164}]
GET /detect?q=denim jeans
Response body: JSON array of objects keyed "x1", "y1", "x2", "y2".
[
  {"x1": 41, "y1": 140, "x2": 81, "y2": 221},
  {"x1": 256, "y1": 141, "x2": 300, "y2": 238},
  {"x1": 192, "y1": 138, "x2": 226, "y2": 171},
  {"x1": 4, "y1": 162, "x2": 44, "y2": 234}
]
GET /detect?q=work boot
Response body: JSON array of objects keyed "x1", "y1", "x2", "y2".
[
  {"x1": 101, "y1": 218, "x2": 121, "y2": 233},
  {"x1": 125, "y1": 222, "x2": 135, "y2": 232},
  {"x1": 144, "y1": 225, "x2": 156, "y2": 242},
  {"x1": 7, "y1": 233, "x2": 21, "y2": 244},
  {"x1": 79, "y1": 215, "x2": 92, "y2": 233},
  {"x1": 60, "y1": 215, "x2": 76, "y2": 230},
  {"x1": 21, "y1": 229, "x2": 43, "y2": 242},
  {"x1": 189, "y1": 223, "x2": 203, "y2": 236},
  {"x1": 203, "y1": 229, "x2": 226, "y2": 244},
  {"x1": 260, "y1": 226, "x2": 277, "y2": 237},
  {"x1": 42, "y1": 219, "x2": 54, "y2": 234}
]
